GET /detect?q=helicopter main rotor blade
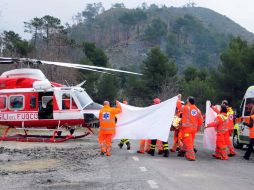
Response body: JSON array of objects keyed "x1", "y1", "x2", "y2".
[
  {"x1": 0, "y1": 57, "x2": 142, "y2": 75},
  {"x1": 0, "y1": 57, "x2": 16, "y2": 64},
  {"x1": 41, "y1": 60, "x2": 142, "y2": 76},
  {"x1": 42, "y1": 61, "x2": 113, "y2": 75}
]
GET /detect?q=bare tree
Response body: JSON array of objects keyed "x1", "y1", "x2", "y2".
[{"x1": 158, "y1": 76, "x2": 179, "y2": 101}]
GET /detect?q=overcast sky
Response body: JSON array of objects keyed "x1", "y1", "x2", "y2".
[{"x1": 0, "y1": 0, "x2": 254, "y2": 39}]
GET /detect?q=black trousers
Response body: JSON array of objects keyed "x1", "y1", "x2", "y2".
[{"x1": 244, "y1": 138, "x2": 254, "y2": 159}]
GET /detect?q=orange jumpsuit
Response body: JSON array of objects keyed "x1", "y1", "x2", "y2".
[
  {"x1": 211, "y1": 106, "x2": 236, "y2": 155},
  {"x1": 98, "y1": 103, "x2": 121, "y2": 156},
  {"x1": 177, "y1": 100, "x2": 203, "y2": 161},
  {"x1": 207, "y1": 113, "x2": 229, "y2": 160},
  {"x1": 171, "y1": 113, "x2": 183, "y2": 152}
]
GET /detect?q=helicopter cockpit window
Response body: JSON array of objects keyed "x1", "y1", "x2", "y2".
[
  {"x1": 9, "y1": 95, "x2": 24, "y2": 110},
  {"x1": 62, "y1": 93, "x2": 78, "y2": 110},
  {"x1": 0, "y1": 96, "x2": 7, "y2": 110},
  {"x1": 74, "y1": 90, "x2": 93, "y2": 109}
]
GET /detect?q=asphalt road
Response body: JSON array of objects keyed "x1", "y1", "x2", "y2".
[
  {"x1": 91, "y1": 133, "x2": 254, "y2": 190},
  {"x1": 0, "y1": 133, "x2": 253, "y2": 190}
]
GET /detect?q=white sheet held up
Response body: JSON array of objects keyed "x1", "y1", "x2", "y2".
[
  {"x1": 204, "y1": 101, "x2": 217, "y2": 150},
  {"x1": 114, "y1": 96, "x2": 178, "y2": 142}
]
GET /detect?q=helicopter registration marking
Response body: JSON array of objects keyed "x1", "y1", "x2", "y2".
[{"x1": 0, "y1": 113, "x2": 38, "y2": 121}]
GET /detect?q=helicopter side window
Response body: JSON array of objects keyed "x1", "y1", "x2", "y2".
[
  {"x1": 62, "y1": 93, "x2": 78, "y2": 110},
  {"x1": 9, "y1": 95, "x2": 24, "y2": 110},
  {"x1": 62, "y1": 93, "x2": 70, "y2": 110},
  {"x1": 30, "y1": 96, "x2": 36, "y2": 109},
  {"x1": 0, "y1": 96, "x2": 7, "y2": 110}
]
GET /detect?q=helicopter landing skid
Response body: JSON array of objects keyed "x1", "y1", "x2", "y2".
[{"x1": 0, "y1": 127, "x2": 91, "y2": 143}]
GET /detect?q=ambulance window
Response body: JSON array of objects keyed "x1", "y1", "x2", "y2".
[
  {"x1": 30, "y1": 96, "x2": 36, "y2": 109},
  {"x1": 244, "y1": 98, "x2": 254, "y2": 116},
  {"x1": 239, "y1": 99, "x2": 245, "y2": 117},
  {"x1": 0, "y1": 96, "x2": 7, "y2": 110},
  {"x1": 9, "y1": 95, "x2": 24, "y2": 110}
]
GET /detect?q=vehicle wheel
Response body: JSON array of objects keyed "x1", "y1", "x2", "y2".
[{"x1": 233, "y1": 130, "x2": 243, "y2": 149}]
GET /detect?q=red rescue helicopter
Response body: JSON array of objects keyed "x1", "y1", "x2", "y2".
[{"x1": 0, "y1": 57, "x2": 141, "y2": 142}]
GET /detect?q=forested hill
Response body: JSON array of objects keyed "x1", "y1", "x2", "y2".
[{"x1": 69, "y1": 5, "x2": 254, "y2": 70}]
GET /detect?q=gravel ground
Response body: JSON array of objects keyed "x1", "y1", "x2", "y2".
[{"x1": 0, "y1": 136, "x2": 100, "y2": 190}]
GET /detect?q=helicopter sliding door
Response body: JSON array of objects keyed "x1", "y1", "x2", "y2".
[{"x1": 38, "y1": 92, "x2": 54, "y2": 119}]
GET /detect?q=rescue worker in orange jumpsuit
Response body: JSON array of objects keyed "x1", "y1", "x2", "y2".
[
  {"x1": 243, "y1": 107, "x2": 254, "y2": 160},
  {"x1": 147, "y1": 98, "x2": 169, "y2": 157},
  {"x1": 177, "y1": 95, "x2": 203, "y2": 161},
  {"x1": 170, "y1": 110, "x2": 183, "y2": 152},
  {"x1": 211, "y1": 100, "x2": 236, "y2": 156},
  {"x1": 118, "y1": 100, "x2": 131, "y2": 150},
  {"x1": 205, "y1": 105, "x2": 229, "y2": 160},
  {"x1": 98, "y1": 100, "x2": 122, "y2": 156}
]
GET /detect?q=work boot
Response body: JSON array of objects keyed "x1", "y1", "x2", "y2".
[
  {"x1": 212, "y1": 153, "x2": 221, "y2": 159},
  {"x1": 194, "y1": 148, "x2": 198, "y2": 153},
  {"x1": 170, "y1": 148, "x2": 176, "y2": 152},
  {"x1": 176, "y1": 147, "x2": 181, "y2": 152},
  {"x1": 118, "y1": 143, "x2": 123, "y2": 149},
  {"x1": 186, "y1": 157, "x2": 196, "y2": 161},
  {"x1": 106, "y1": 152, "x2": 111, "y2": 156},
  {"x1": 158, "y1": 150, "x2": 164, "y2": 155},
  {"x1": 163, "y1": 150, "x2": 169, "y2": 157},
  {"x1": 177, "y1": 150, "x2": 185, "y2": 157},
  {"x1": 137, "y1": 150, "x2": 144, "y2": 154},
  {"x1": 100, "y1": 151, "x2": 105, "y2": 156},
  {"x1": 228, "y1": 153, "x2": 236, "y2": 157},
  {"x1": 243, "y1": 156, "x2": 250, "y2": 160},
  {"x1": 147, "y1": 149, "x2": 155, "y2": 156},
  {"x1": 126, "y1": 142, "x2": 131, "y2": 150}
]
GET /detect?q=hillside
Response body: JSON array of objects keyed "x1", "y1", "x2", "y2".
[{"x1": 69, "y1": 6, "x2": 254, "y2": 70}]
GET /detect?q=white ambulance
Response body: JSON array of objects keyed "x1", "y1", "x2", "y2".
[{"x1": 233, "y1": 86, "x2": 254, "y2": 148}]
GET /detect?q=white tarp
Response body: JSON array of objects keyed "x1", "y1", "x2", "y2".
[
  {"x1": 114, "y1": 96, "x2": 178, "y2": 142},
  {"x1": 204, "y1": 101, "x2": 217, "y2": 150}
]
